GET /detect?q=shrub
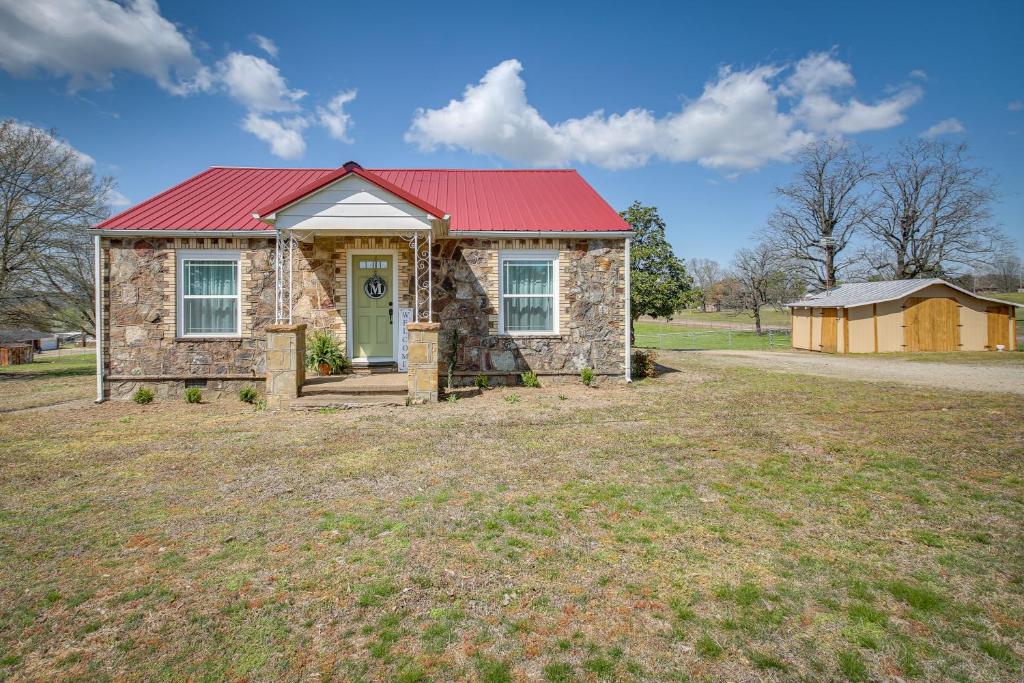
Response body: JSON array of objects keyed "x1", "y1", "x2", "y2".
[
  {"x1": 238, "y1": 386, "x2": 258, "y2": 403},
  {"x1": 631, "y1": 350, "x2": 658, "y2": 379},
  {"x1": 131, "y1": 387, "x2": 154, "y2": 404},
  {"x1": 305, "y1": 330, "x2": 350, "y2": 375},
  {"x1": 446, "y1": 393, "x2": 459, "y2": 403},
  {"x1": 253, "y1": 399, "x2": 267, "y2": 411},
  {"x1": 505, "y1": 393, "x2": 521, "y2": 404},
  {"x1": 580, "y1": 367, "x2": 595, "y2": 386},
  {"x1": 521, "y1": 371, "x2": 540, "y2": 388},
  {"x1": 473, "y1": 373, "x2": 490, "y2": 390},
  {"x1": 184, "y1": 387, "x2": 202, "y2": 404}
]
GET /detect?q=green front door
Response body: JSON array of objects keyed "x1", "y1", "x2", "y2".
[{"x1": 352, "y1": 255, "x2": 394, "y2": 359}]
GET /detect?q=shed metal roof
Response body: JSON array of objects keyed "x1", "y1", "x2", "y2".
[
  {"x1": 95, "y1": 164, "x2": 631, "y2": 233},
  {"x1": 786, "y1": 278, "x2": 1023, "y2": 309}
]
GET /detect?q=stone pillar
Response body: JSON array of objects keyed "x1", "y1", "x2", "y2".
[
  {"x1": 265, "y1": 324, "x2": 306, "y2": 408},
  {"x1": 407, "y1": 322, "x2": 441, "y2": 403}
]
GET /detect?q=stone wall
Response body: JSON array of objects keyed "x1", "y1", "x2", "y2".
[
  {"x1": 289, "y1": 235, "x2": 414, "y2": 350},
  {"x1": 434, "y1": 237, "x2": 627, "y2": 380},
  {"x1": 101, "y1": 236, "x2": 274, "y2": 398}
]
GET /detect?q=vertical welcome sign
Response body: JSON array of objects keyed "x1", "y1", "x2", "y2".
[{"x1": 397, "y1": 307, "x2": 413, "y2": 371}]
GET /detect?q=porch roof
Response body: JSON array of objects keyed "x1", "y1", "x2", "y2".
[{"x1": 94, "y1": 162, "x2": 632, "y2": 234}]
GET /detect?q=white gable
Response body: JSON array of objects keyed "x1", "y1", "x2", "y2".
[{"x1": 274, "y1": 174, "x2": 434, "y2": 231}]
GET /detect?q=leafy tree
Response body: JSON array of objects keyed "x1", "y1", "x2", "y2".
[{"x1": 620, "y1": 202, "x2": 692, "y2": 337}]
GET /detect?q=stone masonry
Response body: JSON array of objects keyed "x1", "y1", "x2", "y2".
[
  {"x1": 406, "y1": 322, "x2": 441, "y2": 402},
  {"x1": 101, "y1": 236, "x2": 273, "y2": 398},
  {"x1": 100, "y1": 235, "x2": 627, "y2": 396},
  {"x1": 265, "y1": 324, "x2": 306, "y2": 408},
  {"x1": 433, "y1": 238, "x2": 627, "y2": 382}
]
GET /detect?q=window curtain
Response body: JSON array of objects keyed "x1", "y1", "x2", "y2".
[
  {"x1": 183, "y1": 260, "x2": 238, "y2": 334},
  {"x1": 503, "y1": 260, "x2": 554, "y2": 332}
]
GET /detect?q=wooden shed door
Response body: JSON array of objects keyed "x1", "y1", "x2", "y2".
[
  {"x1": 820, "y1": 308, "x2": 838, "y2": 353},
  {"x1": 904, "y1": 297, "x2": 959, "y2": 352},
  {"x1": 986, "y1": 305, "x2": 1010, "y2": 350}
]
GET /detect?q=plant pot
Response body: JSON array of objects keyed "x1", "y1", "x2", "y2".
[{"x1": 318, "y1": 362, "x2": 332, "y2": 376}]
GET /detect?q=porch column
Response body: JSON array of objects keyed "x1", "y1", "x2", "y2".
[
  {"x1": 406, "y1": 321, "x2": 441, "y2": 403},
  {"x1": 265, "y1": 323, "x2": 306, "y2": 408}
]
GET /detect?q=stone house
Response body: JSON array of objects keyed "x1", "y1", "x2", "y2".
[{"x1": 92, "y1": 162, "x2": 633, "y2": 404}]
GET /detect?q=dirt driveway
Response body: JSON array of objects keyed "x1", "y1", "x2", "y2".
[{"x1": 687, "y1": 349, "x2": 1024, "y2": 395}]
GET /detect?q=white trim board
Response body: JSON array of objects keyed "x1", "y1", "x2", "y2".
[
  {"x1": 175, "y1": 249, "x2": 242, "y2": 338},
  {"x1": 497, "y1": 249, "x2": 560, "y2": 336}
]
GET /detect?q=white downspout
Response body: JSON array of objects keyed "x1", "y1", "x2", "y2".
[
  {"x1": 94, "y1": 234, "x2": 104, "y2": 402},
  {"x1": 624, "y1": 236, "x2": 632, "y2": 382}
]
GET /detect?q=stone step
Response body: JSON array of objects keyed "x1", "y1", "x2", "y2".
[
  {"x1": 290, "y1": 394, "x2": 406, "y2": 411},
  {"x1": 302, "y1": 384, "x2": 406, "y2": 396}
]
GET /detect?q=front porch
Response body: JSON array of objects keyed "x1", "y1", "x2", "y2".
[{"x1": 290, "y1": 372, "x2": 408, "y2": 410}]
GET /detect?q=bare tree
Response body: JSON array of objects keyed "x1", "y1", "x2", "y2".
[
  {"x1": 765, "y1": 139, "x2": 875, "y2": 290},
  {"x1": 689, "y1": 258, "x2": 722, "y2": 311},
  {"x1": 726, "y1": 242, "x2": 802, "y2": 334},
  {"x1": 986, "y1": 253, "x2": 1022, "y2": 292},
  {"x1": 865, "y1": 140, "x2": 1001, "y2": 279},
  {"x1": 0, "y1": 120, "x2": 112, "y2": 335}
]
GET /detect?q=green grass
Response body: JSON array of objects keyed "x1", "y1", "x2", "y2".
[
  {"x1": 0, "y1": 353, "x2": 95, "y2": 411},
  {"x1": 635, "y1": 322, "x2": 791, "y2": 351},
  {"x1": 0, "y1": 352, "x2": 1021, "y2": 680},
  {"x1": 0, "y1": 352, "x2": 93, "y2": 377},
  {"x1": 670, "y1": 306, "x2": 792, "y2": 327}
]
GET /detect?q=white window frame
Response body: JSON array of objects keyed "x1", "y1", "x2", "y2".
[
  {"x1": 176, "y1": 250, "x2": 242, "y2": 338},
  {"x1": 498, "y1": 250, "x2": 559, "y2": 336}
]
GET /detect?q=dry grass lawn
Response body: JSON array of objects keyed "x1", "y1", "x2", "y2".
[{"x1": 1, "y1": 352, "x2": 1022, "y2": 682}]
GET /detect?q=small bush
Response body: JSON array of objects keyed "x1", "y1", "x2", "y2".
[
  {"x1": 521, "y1": 371, "x2": 540, "y2": 388},
  {"x1": 631, "y1": 349, "x2": 658, "y2": 379},
  {"x1": 252, "y1": 399, "x2": 267, "y2": 411},
  {"x1": 580, "y1": 367, "x2": 595, "y2": 386},
  {"x1": 131, "y1": 387, "x2": 154, "y2": 404},
  {"x1": 238, "y1": 386, "x2": 258, "y2": 403},
  {"x1": 473, "y1": 373, "x2": 490, "y2": 390},
  {"x1": 446, "y1": 393, "x2": 459, "y2": 403},
  {"x1": 505, "y1": 393, "x2": 521, "y2": 404},
  {"x1": 184, "y1": 387, "x2": 202, "y2": 404}
]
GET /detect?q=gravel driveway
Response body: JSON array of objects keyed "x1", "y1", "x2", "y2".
[{"x1": 687, "y1": 350, "x2": 1024, "y2": 395}]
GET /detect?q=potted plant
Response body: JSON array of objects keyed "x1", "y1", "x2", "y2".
[{"x1": 305, "y1": 330, "x2": 350, "y2": 376}]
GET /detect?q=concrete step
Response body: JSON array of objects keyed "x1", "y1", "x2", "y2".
[
  {"x1": 302, "y1": 384, "x2": 406, "y2": 396},
  {"x1": 290, "y1": 394, "x2": 405, "y2": 411}
]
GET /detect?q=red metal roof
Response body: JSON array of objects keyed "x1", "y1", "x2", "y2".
[{"x1": 96, "y1": 164, "x2": 631, "y2": 233}]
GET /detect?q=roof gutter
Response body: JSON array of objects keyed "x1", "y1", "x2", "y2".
[
  {"x1": 448, "y1": 230, "x2": 633, "y2": 238},
  {"x1": 93, "y1": 229, "x2": 277, "y2": 237}
]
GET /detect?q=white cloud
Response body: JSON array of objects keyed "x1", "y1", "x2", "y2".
[
  {"x1": 250, "y1": 33, "x2": 278, "y2": 59},
  {"x1": 317, "y1": 90, "x2": 357, "y2": 143},
  {"x1": 10, "y1": 121, "x2": 96, "y2": 166},
  {"x1": 105, "y1": 188, "x2": 131, "y2": 207},
  {"x1": 909, "y1": 69, "x2": 928, "y2": 81},
  {"x1": 0, "y1": 0, "x2": 210, "y2": 95},
  {"x1": 216, "y1": 52, "x2": 305, "y2": 113},
  {"x1": 241, "y1": 114, "x2": 307, "y2": 159},
  {"x1": 1009, "y1": 100, "x2": 1024, "y2": 112},
  {"x1": 407, "y1": 53, "x2": 923, "y2": 172},
  {"x1": 921, "y1": 118, "x2": 966, "y2": 138}
]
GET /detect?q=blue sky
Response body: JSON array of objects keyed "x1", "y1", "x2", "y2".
[{"x1": 1, "y1": 0, "x2": 1021, "y2": 264}]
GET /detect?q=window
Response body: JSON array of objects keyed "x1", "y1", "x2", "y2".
[
  {"x1": 500, "y1": 251, "x2": 558, "y2": 334},
  {"x1": 177, "y1": 251, "x2": 240, "y2": 337}
]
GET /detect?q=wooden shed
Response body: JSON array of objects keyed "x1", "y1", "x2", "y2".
[{"x1": 786, "y1": 279, "x2": 1020, "y2": 353}]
